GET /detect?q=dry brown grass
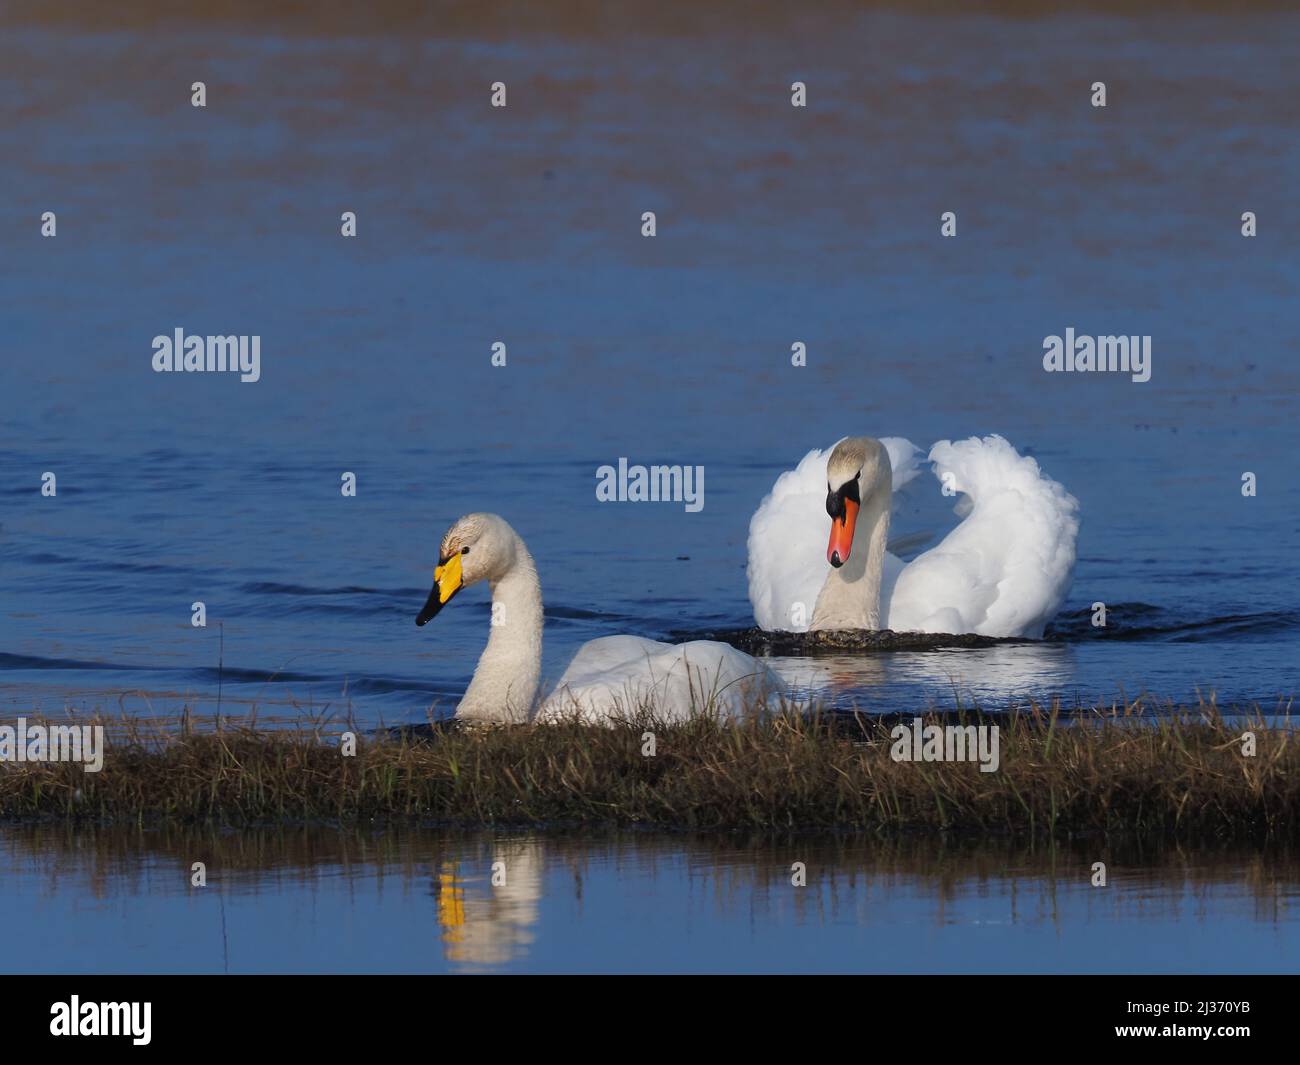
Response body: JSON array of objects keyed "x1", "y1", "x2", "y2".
[{"x1": 0, "y1": 698, "x2": 1294, "y2": 836}]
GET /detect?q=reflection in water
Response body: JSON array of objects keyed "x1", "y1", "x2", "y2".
[
  {"x1": 434, "y1": 838, "x2": 541, "y2": 970},
  {"x1": 2, "y1": 823, "x2": 1296, "y2": 973},
  {"x1": 773, "y1": 641, "x2": 1077, "y2": 710}
]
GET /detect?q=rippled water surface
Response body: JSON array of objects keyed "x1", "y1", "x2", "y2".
[
  {"x1": 2, "y1": 4, "x2": 1297, "y2": 980},
  {"x1": 2, "y1": 6, "x2": 1297, "y2": 725}
]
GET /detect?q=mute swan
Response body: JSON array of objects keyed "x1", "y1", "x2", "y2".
[
  {"x1": 415, "y1": 513, "x2": 779, "y2": 724},
  {"x1": 747, "y1": 435, "x2": 1079, "y2": 638}
]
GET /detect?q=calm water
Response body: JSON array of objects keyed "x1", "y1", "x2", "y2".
[
  {"x1": 2, "y1": 824, "x2": 1296, "y2": 974},
  {"x1": 2, "y1": 8, "x2": 1297, "y2": 730},
  {"x1": 2, "y1": 6, "x2": 1297, "y2": 977}
]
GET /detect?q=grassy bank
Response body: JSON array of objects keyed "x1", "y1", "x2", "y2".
[{"x1": 0, "y1": 700, "x2": 1294, "y2": 837}]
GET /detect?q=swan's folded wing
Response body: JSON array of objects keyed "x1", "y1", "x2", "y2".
[{"x1": 538, "y1": 637, "x2": 779, "y2": 723}]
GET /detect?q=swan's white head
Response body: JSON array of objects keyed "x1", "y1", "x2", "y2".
[
  {"x1": 415, "y1": 512, "x2": 519, "y2": 626},
  {"x1": 824, "y1": 437, "x2": 890, "y2": 568}
]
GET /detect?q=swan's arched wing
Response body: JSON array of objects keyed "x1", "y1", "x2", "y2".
[
  {"x1": 537, "y1": 636, "x2": 779, "y2": 723},
  {"x1": 880, "y1": 436, "x2": 924, "y2": 492},
  {"x1": 746, "y1": 446, "x2": 832, "y2": 631},
  {"x1": 887, "y1": 435, "x2": 1079, "y2": 638},
  {"x1": 747, "y1": 437, "x2": 923, "y2": 631}
]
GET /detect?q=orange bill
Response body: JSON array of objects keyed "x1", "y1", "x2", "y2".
[{"x1": 826, "y1": 497, "x2": 859, "y2": 567}]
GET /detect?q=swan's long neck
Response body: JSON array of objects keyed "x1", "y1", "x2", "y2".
[
  {"x1": 810, "y1": 476, "x2": 891, "y2": 630},
  {"x1": 456, "y1": 534, "x2": 544, "y2": 724}
]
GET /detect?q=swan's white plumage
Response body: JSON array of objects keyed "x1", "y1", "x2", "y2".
[
  {"x1": 747, "y1": 435, "x2": 1079, "y2": 638},
  {"x1": 424, "y1": 513, "x2": 779, "y2": 725},
  {"x1": 888, "y1": 436, "x2": 1079, "y2": 637},
  {"x1": 747, "y1": 437, "x2": 922, "y2": 632},
  {"x1": 536, "y1": 636, "x2": 780, "y2": 724}
]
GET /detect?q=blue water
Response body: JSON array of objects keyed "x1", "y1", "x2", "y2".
[
  {"x1": 3, "y1": 825, "x2": 1296, "y2": 975},
  {"x1": 1, "y1": 4, "x2": 1297, "y2": 979},
  {"x1": 2, "y1": 10, "x2": 1298, "y2": 730}
]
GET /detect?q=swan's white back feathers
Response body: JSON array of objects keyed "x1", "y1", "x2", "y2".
[{"x1": 537, "y1": 635, "x2": 780, "y2": 724}]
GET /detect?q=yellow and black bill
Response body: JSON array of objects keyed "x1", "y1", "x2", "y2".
[{"x1": 415, "y1": 552, "x2": 464, "y2": 626}]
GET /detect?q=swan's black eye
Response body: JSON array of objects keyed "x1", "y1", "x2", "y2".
[
  {"x1": 855, "y1": 470, "x2": 862, "y2": 481},
  {"x1": 461, "y1": 546, "x2": 470, "y2": 555}
]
